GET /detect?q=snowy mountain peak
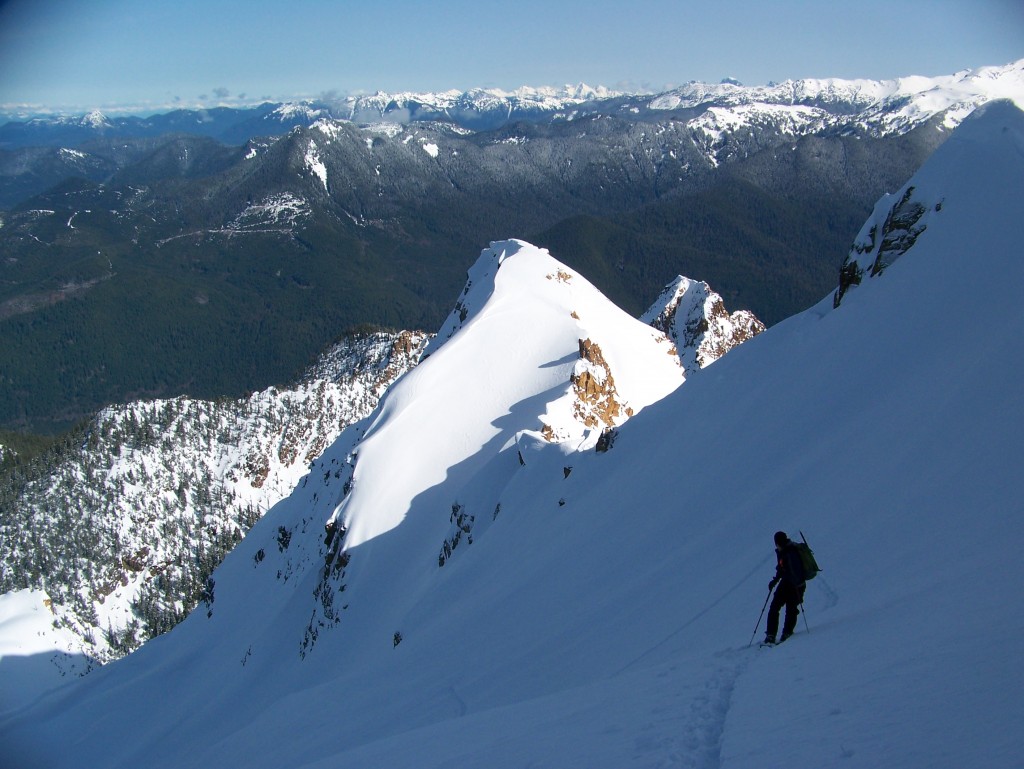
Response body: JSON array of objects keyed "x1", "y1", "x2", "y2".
[
  {"x1": 425, "y1": 239, "x2": 525, "y2": 353},
  {"x1": 329, "y1": 240, "x2": 684, "y2": 552},
  {"x1": 80, "y1": 109, "x2": 110, "y2": 129},
  {"x1": 641, "y1": 276, "x2": 765, "y2": 374},
  {"x1": 268, "y1": 102, "x2": 331, "y2": 123}
]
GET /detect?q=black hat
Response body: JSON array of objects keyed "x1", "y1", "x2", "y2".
[{"x1": 774, "y1": 531, "x2": 788, "y2": 547}]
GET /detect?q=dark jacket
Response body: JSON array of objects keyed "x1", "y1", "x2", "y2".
[{"x1": 775, "y1": 540, "x2": 807, "y2": 588}]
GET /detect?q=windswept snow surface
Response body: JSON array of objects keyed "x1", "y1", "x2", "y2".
[{"x1": 3, "y1": 104, "x2": 1024, "y2": 768}]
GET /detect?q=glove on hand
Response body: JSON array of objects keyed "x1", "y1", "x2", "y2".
[{"x1": 769, "y1": 577, "x2": 780, "y2": 589}]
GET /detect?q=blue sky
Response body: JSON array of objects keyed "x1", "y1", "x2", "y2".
[{"x1": 0, "y1": 0, "x2": 1021, "y2": 116}]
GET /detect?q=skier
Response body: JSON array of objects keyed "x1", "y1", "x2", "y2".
[{"x1": 764, "y1": 531, "x2": 806, "y2": 644}]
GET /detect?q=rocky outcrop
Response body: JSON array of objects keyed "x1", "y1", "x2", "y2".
[
  {"x1": 834, "y1": 184, "x2": 939, "y2": 308},
  {"x1": 642, "y1": 277, "x2": 764, "y2": 374},
  {"x1": 570, "y1": 338, "x2": 634, "y2": 430}
]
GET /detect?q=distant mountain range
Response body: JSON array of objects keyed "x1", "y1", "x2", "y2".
[
  {"x1": 0, "y1": 60, "x2": 1020, "y2": 432},
  {"x1": 0, "y1": 84, "x2": 621, "y2": 147},
  {"x1": 3, "y1": 60, "x2": 1021, "y2": 148}
]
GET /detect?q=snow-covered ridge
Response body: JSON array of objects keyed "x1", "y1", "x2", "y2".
[
  {"x1": 649, "y1": 75, "x2": 890, "y2": 112},
  {"x1": 6, "y1": 61, "x2": 1022, "y2": 172},
  {"x1": 649, "y1": 60, "x2": 1023, "y2": 116},
  {"x1": 0, "y1": 237, "x2": 752, "y2": 690},
  {"x1": 315, "y1": 59, "x2": 1023, "y2": 137},
  {"x1": 330, "y1": 83, "x2": 620, "y2": 123},
  {"x1": 833, "y1": 98, "x2": 1024, "y2": 308},
  {"x1": 301, "y1": 241, "x2": 755, "y2": 660},
  {"x1": 327, "y1": 240, "x2": 685, "y2": 553},
  {"x1": 267, "y1": 103, "x2": 331, "y2": 123}
]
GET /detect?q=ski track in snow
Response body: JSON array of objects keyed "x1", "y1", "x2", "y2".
[
  {"x1": 614, "y1": 558, "x2": 841, "y2": 769},
  {"x1": 653, "y1": 580, "x2": 840, "y2": 769},
  {"x1": 637, "y1": 654, "x2": 750, "y2": 769},
  {"x1": 607, "y1": 551, "x2": 778, "y2": 769}
]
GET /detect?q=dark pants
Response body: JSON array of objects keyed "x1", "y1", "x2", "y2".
[{"x1": 766, "y1": 581, "x2": 805, "y2": 638}]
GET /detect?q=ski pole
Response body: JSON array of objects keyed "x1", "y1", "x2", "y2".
[{"x1": 747, "y1": 586, "x2": 773, "y2": 647}]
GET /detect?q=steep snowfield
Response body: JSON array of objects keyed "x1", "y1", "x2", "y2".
[{"x1": 3, "y1": 102, "x2": 1023, "y2": 768}]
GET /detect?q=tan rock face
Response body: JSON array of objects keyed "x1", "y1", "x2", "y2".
[
  {"x1": 541, "y1": 337, "x2": 640, "y2": 441},
  {"x1": 569, "y1": 338, "x2": 633, "y2": 432}
]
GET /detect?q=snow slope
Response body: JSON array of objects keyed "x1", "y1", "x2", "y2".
[
  {"x1": 0, "y1": 590, "x2": 88, "y2": 714},
  {"x1": 3, "y1": 102, "x2": 1024, "y2": 768}
]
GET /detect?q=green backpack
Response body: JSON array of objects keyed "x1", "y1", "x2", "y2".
[{"x1": 796, "y1": 532, "x2": 820, "y2": 581}]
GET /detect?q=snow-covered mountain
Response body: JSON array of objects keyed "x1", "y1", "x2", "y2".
[
  {"x1": 3, "y1": 61, "x2": 1020, "y2": 430},
  {"x1": 646, "y1": 58, "x2": 1024, "y2": 164},
  {"x1": 648, "y1": 59, "x2": 1024, "y2": 129},
  {"x1": 339, "y1": 58, "x2": 1022, "y2": 166},
  {"x1": 2, "y1": 99, "x2": 1021, "y2": 767},
  {"x1": 0, "y1": 330, "x2": 429, "y2": 666},
  {"x1": 0, "y1": 85, "x2": 621, "y2": 148},
  {"x1": 0, "y1": 270, "x2": 754, "y2": 681}
]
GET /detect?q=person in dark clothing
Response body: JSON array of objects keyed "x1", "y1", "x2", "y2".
[{"x1": 764, "y1": 530, "x2": 806, "y2": 644}]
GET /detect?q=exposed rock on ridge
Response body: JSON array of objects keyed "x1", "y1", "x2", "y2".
[
  {"x1": 642, "y1": 276, "x2": 765, "y2": 374},
  {"x1": 570, "y1": 338, "x2": 633, "y2": 430}
]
